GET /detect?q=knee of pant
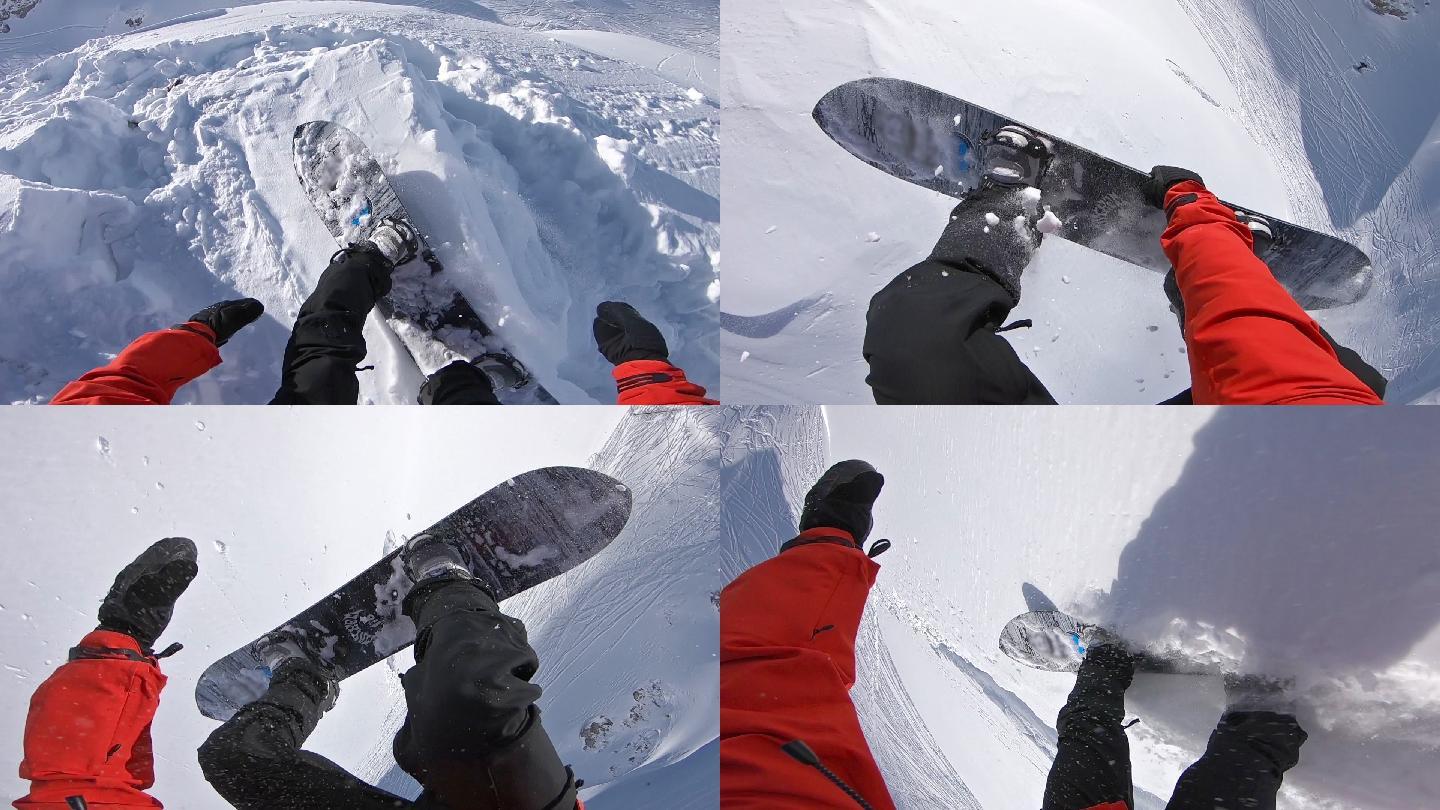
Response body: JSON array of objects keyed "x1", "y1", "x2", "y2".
[{"x1": 290, "y1": 312, "x2": 367, "y2": 355}]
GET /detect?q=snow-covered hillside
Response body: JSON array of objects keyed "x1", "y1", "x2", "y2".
[
  {"x1": 0, "y1": 407, "x2": 720, "y2": 808},
  {"x1": 0, "y1": 1, "x2": 718, "y2": 404},
  {"x1": 721, "y1": 0, "x2": 1440, "y2": 404},
  {"x1": 722, "y1": 406, "x2": 1440, "y2": 810}
]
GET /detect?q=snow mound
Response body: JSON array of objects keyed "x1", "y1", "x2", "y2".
[{"x1": 0, "y1": 1, "x2": 717, "y2": 403}]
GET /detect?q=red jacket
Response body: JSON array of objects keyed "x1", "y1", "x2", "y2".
[
  {"x1": 1163, "y1": 181, "x2": 1382, "y2": 405},
  {"x1": 612, "y1": 359, "x2": 719, "y2": 405},
  {"x1": 14, "y1": 631, "x2": 166, "y2": 810},
  {"x1": 721, "y1": 529, "x2": 896, "y2": 810},
  {"x1": 51, "y1": 325, "x2": 221, "y2": 405}
]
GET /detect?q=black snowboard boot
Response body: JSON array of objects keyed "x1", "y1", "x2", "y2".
[
  {"x1": 365, "y1": 215, "x2": 420, "y2": 267},
  {"x1": 790, "y1": 460, "x2": 885, "y2": 549},
  {"x1": 980, "y1": 125, "x2": 1053, "y2": 189},
  {"x1": 402, "y1": 532, "x2": 478, "y2": 584},
  {"x1": 97, "y1": 537, "x2": 198, "y2": 654},
  {"x1": 255, "y1": 633, "x2": 340, "y2": 710}
]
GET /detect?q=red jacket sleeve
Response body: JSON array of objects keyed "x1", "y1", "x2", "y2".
[
  {"x1": 721, "y1": 533, "x2": 897, "y2": 810},
  {"x1": 51, "y1": 325, "x2": 222, "y2": 405},
  {"x1": 15, "y1": 630, "x2": 166, "y2": 809},
  {"x1": 612, "y1": 359, "x2": 719, "y2": 405},
  {"x1": 1162, "y1": 182, "x2": 1382, "y2": 405}
]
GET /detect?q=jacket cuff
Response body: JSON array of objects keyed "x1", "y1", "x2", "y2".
[
  {"x1": 1163, "y1": 180, "x2": 1209, "y2": 218},
  {"x1": 174, "y1": 321, "x2": 219, "y2": 343},
  {"x1": 779, "y1": 526, "x2": 859, "y2": 554}
]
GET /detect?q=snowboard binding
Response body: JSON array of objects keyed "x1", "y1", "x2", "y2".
[
  {"x1": 979, "y1": 125, "x2": 1053, "y2": 188},
  {"x1": 401, "y1": 531, "x2": 477, "y2": 584},
  {"x1": 367, "y1": 216, "x2": 421, "y2": 267},
  {"x1": 474, "y1": 352, "x2": 533, "y2": 392}
]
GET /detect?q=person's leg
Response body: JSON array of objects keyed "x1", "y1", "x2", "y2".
[
  {"x1": 198, "y1": 660, "x2": 407, "y2": 810},
  {"x1": 271, "y1": 246, "x2": 394, "y2": 405},
  {"x1": 392, "y1": 577, "x2": 577, "y2": 810},
  {"x1": 14, "y1": 634, "x2": 166, "y2": 809},
  {"x1": 417, "y1": 360, "x2": 501, "y2": 405},
  {"x1": 864, "y1": 185, "x2": 1056, "y2": 404},
  {"x1": 723, "y1": 461, "x2": 897, "y2": 810},
  {"x1": 1042, "y1": 644, "x2": 1137, "y2": 810},
  {"x1": 1164, "y1": 711, "x2": 1307, "y2": 810}
]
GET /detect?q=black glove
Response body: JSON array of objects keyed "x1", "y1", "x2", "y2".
[
  {"x1": 1143, "y1": 166, "x2": 1205, "y2": 209},
  {"x1": 97, "y1": 537, "x2": 198, "y2": 653},
  {"x1": 799, "y1": 460, "x2": 886, "y2": 544},
  {"x1": 184, "y1": 298, "x2": 264, "y2": 347},
  {"x1": 593, "y1": 302, "x2": 668, "y2": 365}
]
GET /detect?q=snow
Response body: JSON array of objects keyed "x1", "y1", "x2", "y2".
[
  {"x1": 0, "y1": 1, "x2": 717, "y2": 404},
  {"x1": 721, "y1": 406, "x2": 1440, "y2": 810},
  {"x1": 720, "y1": 0, "x2": 1440, "y2": 403},
  {"x1": 0, "y1": 406, "x2": 720, "y2": 808}
]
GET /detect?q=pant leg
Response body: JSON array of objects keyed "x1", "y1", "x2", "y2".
[
  {"x1": 270, "y1": 247, "x2": 393, "y2": 405},
  {"x1": 1042, "y1": 645, "x2": 1137, "y2": 810},
  {"x1": 1164, "y1": 711, "x2": 1307, "y2": 810},
  {"x1": 864, "y1": 187, "x2": 1055, "y2": 405},
  {"x1": 15, "y1": 632, "x2": 166, "y2": 809},
  {"x1": 417, "y1": 361, "x2": 500, "y2": 405},
  {"x1": 392, "y1": 579, "x2": 576, "y2": 810},
  {"x1": 197, "y1": 661, "x2": 407, "y2": 810},
  {"x1": 721, "y1": 542, "x2": 897, "y2": 810}
]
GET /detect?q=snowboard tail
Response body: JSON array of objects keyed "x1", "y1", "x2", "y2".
[
  {"x1": 814, "y1": 78, "x2": 1373, "y2": 309},
  {"x1": 292, "y1": 121, "x2": 558, "y2": 403},
  {"x1": 195, "y1": 466, "x2": 632, "y2": 721}
]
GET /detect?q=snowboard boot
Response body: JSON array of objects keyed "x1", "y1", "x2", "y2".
[
  {"x1": 402, "y1": 532, "x2": 478, "y2": 585},
  {"x1": 256, "y1": 630, "x2": 340, "y2": 710},
  {"x1": 366, "y1": 216, "x2": 421, "y2": 267},
  {"x1": 979, "y1": 125, "x2": 1053, "y2": 189},
  {"x1": 97, "y1": 537, "x2": 199, "y2": 655}
]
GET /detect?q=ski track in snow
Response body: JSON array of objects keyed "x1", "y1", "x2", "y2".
[{"x1": 0, "y1": 1, "x2": 717, "y2": 404}]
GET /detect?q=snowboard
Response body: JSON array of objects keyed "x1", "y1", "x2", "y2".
[
  {"x1": 1000, "y1": 610, "x2": 1223, "y2": 676},
  {"x1": 195, "y1": 466, "x2": 631, "y2": 721},
  {"x1": 292, "y1": 121, "x2": 558, "y2": 404},
  {"x1": 814, "y1": 78, "x2": 1372, "y2": 310}
]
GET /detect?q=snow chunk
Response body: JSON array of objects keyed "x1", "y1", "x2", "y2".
[
  {"x1": 1037, "y1": 209, "x2": 1064, "y2": 234},
  {"x1": 984, "y1": 212, "x2": 1001, "y2": 227}
]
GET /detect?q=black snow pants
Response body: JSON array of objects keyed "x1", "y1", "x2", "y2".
[
  {"x1": 270, "y1": 247, "x2": 500, "y2": 405},
  {"x1": 864, "y1": 186, "x2": 1057, "y2": 405},
  {"x1": 1041, "y1": 646, "x2": 1308, "y2": 810},
  {"x1": 864, "y1": 189, "x2": 1387, "y2": 404},
  {"x1": 198, "y1": 579, "x2": 577, "y2": 810}
]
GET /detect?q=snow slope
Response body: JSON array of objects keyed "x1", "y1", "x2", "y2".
[
  {"x1": 722, "y1": 407, "x2": 1440, "y2": 810},
  {"x1": 721, "y1": 0, "x2": 1439, "y2": 403},
  {"x1": 0, "y1": 407, "x2": 719, "y2": 808},
  {"x1": 0, "y1": 1, "x2": 718, "y2": 404}
]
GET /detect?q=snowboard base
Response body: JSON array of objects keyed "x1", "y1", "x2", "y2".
[
  {"x1": 195, "y1": 466, "x2": 631, "y2": 721},
  {"x1": 814, "y1": 78, "x2": 1373, "y2": 310}
]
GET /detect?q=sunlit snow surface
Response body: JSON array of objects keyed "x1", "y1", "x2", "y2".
[
  {"x1": 719, "y1": 407, "x2": 1440, "y2": 810},
  {"x1": 0, "y1": 1, "x2": 718, "y2": 403},
  {"x1": 721, "y1": 0, "x2": 1440, "y2": 403}
]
